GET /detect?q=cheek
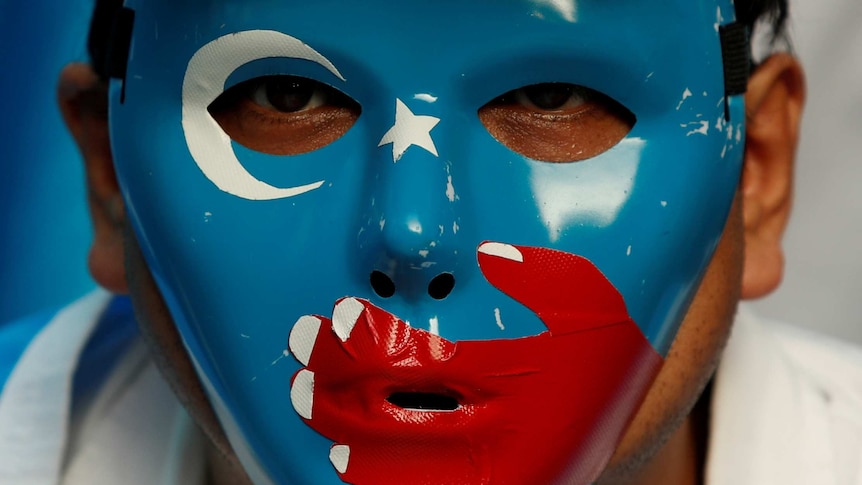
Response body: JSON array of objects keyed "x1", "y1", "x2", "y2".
[{"x1": 602, "y1": 196, "x2": 743, "y2": 477}]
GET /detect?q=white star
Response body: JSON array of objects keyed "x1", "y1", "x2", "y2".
[{"x1": 378, "y1": 98, "x2": 440, "y2": 162}]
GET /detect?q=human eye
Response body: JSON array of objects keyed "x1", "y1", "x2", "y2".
[
  {"x1": 208, "y1": 75, "x2": 361, "y2": 155},
  {"x1": 478, "y1": 83, "x2": 635, "y2": 162}
]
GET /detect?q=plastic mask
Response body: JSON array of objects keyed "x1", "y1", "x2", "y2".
[{"x1": 107, "y1": 1, "x2": 747, "y2": 483}]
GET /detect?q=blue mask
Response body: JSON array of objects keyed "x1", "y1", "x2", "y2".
[{"x1": 107, "y1": 1, "x2": 747, "y2": 483}]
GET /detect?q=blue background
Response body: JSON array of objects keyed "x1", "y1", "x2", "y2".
[{"x1": 0, "y1": 0, "x2": 96, "y2": 323}]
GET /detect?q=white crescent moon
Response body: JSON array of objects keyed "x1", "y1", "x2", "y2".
[{"x1": 181, "y1": 30, "x2": 346, "y2": 201}]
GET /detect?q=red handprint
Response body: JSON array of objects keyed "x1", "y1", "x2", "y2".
[{"x1": 288, "y1": 242, "x2": 662, "y2": 485}]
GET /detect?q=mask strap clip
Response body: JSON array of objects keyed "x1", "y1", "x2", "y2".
[
  {"x1": 106, "y1": 7, "x2": 135, "y2": 103},
  {"x1": 719, "y1": 22, "x2": 751, "y2": 121},
  {"x1": 87, "y1": 0, "x2": 135, "y2": 103}
]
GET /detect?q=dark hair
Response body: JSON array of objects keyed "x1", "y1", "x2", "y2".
[
  {"x1": 87, "y1": 0, "x2": 790, "y2": 81},
  {"x1": 737, "y1": 0, "x2": 789, "y2": 43}
]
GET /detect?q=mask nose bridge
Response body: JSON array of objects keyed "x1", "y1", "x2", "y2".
[{"x1": 356, "y1": 122, "x2": 468, "y2": 302}]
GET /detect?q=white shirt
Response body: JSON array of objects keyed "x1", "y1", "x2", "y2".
[
  {"x1": 706, "y1": 308, "x2": 862, "y2": 485},
  {"x1": 0, "y1": 291, "x2": 204, "y2": 485}
]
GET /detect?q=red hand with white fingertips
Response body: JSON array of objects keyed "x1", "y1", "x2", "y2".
[
  {"x1": 288, "y1": 242, "x2": 663, "y2": 485},
  {"x1": 476, "y1": 241, "x2": 635, "y2": 334}
]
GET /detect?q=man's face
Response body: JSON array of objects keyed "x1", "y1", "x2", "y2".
[{"x1": 110, "y1": 1, "x2": 745, "y2": 483}]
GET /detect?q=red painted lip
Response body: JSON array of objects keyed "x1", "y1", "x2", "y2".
[{"x1": 289, "y1": 243, "x2": 663, "y2": 485}]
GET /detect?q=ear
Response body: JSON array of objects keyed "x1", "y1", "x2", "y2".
[
  {"x1": 58, "y1": 63, "x2": 128, "y2": 294},
  {"x1": 740, "y1": 53, "x2": 805, "y2": 299}
]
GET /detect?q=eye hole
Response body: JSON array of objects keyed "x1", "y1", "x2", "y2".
[
  {"x1": 478, "y1": 83, "x2": 635, "y2": 163},
  {"x1": 208, "y1": 75, "x2": 361, "y2": 156}
]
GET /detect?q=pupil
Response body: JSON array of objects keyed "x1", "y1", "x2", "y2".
[
  {"x1": 524, "y1": 83, "x2": 573, "y2": 110},
  {"x1": 266, "y1": 78, "x2": 315, "y2": 112}
]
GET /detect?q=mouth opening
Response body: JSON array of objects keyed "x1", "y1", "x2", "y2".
[{"x1": 386, "y1": 392, "x2": 460, "y2": 412}]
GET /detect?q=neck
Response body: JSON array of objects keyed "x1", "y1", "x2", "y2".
[
  {"x1": 622, "y1": 382, "x2": 712, "y2": 485},
  {"x1": 625, "y1": 415, "x2": 702, "y2": 485}
]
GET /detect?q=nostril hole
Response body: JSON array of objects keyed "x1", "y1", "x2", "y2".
[
  {"x1": 428, "y1": 273, "x2": 455, "y2": 300},
  {"x1": 370, "y1": 271, "x2": 396, "y2": 298},
  {"x1": 387, "y1": 392, "x2": 460, "y2": 412}
]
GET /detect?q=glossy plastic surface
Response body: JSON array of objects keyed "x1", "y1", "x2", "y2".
[{"x1": 110, "y1": 1, "x2": 744, "y2": 483}]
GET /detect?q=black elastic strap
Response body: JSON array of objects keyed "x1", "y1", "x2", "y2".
[
  {"x1": 107, "y1": 7, "x2": 135, "y2": 80},
  {"x1": 107, "y1": 7, "x2": 135, "y2": 103},
  {"x1": 86, "y1": 0, "x2": 121, "y2": 81},
  {"x1": 719, "y1": 22, "x2": 751, "y2": 97}
]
